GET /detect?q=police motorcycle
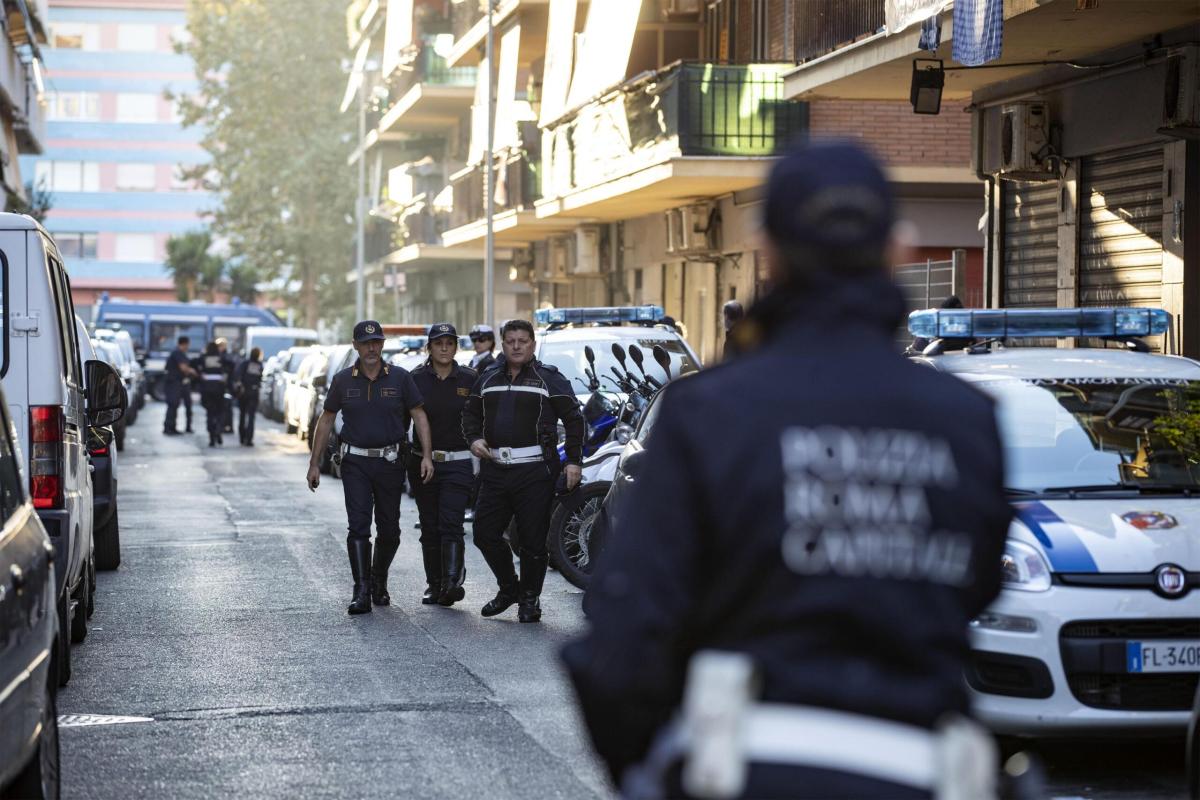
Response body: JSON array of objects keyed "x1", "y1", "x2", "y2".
[{"x1": 548, "y1": 342, "x2": 674, "y2": 588}]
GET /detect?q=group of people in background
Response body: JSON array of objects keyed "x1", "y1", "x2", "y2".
[{"x1": 162, "y1": 335, "x2": 263, "y2": 447}]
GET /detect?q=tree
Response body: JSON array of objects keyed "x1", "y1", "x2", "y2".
[
  {"x1": 165, "y1": 231, "x2": 222, "y2": 302},
  {"x1": 6, "y1": 178, "x2": 53, "y2": 222},
  {"x1": 177, "y1": 0, "x2": 355, "y2": 327},
  {"x1": 226, "y1": 261, "x2": 260, "y2": 304}
]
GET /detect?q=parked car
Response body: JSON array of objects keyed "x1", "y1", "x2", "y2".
[
  {"x1": 91, "y1": 338, "x2": 130, "y2": 451},
  {"x1": 258, "y1": 353, "x2": 283, "y2": 415},
  {"x1": 309, "y1": 345, "x2": 355, "y2": 475},
  {"x1": 245, "y1": 325, "x2": 318, "y2": 361},
  {"x1": 285, "y1": 347, "x2": 329, "y2": 437},
  {"x1": 0, "y1": 381, "x2": 61, "y2": 799},
  {"x1": 79, "y1": 321, "x2": 121, "y2": 579},
  {"x1": 269, "y1": 347, "x2": 314, "y2": 422},
  {"x1": 0, "y1": 213, "x2": 127, "y2": 686},
  {"x1": 93, "y1": 327, "x2": 146, "y2": 414}
]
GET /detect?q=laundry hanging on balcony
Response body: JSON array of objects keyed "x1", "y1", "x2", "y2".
[
  {"x1": 952, "y1": 0, "x2": 1004, "y2": 67},
  {"x1": 918, "y1": 15, "x2": 942, "y2": 53},
  {"x1": 565, "y1": 0, "x2": 641, "y2": 110},
  {"x1": 885, "y1": 0, "x2": 947, "y2": 35}
]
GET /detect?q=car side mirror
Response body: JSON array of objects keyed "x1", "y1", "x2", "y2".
[
  {"x1": 85, "y1": 359, "x2": 128, "y2": 427},
  {"x1": 621, "y1": 448, "x2": 647, "y2": 479}
]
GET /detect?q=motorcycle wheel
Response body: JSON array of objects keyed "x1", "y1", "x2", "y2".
[{"x1": 548, "y1": 481, "x2": 610, "y2": 589}]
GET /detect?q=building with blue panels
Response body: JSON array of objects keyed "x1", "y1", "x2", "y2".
[{"x1": 20, "y1": 0, "x2": 213, "y2": 314}]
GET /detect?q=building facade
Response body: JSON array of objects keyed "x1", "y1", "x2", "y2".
[
  {"x1": 21, "y1": 0, "x2": 213, "y2": 315},
  {"x1": 0, "y1": 0, "x2": 48, "y2": 204}
]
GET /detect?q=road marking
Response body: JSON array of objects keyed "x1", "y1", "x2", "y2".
[{"x1": 58, "y1": 714, "x2": 154, "y2": 728}]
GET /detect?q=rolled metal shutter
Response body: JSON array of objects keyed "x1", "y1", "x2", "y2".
[
  {"x1": 1078, "y1": 145, "x2": 1164, "y2": 308},
  {"x1": 1002, "y1": 180, "x2": 1059, "y2": 308}
]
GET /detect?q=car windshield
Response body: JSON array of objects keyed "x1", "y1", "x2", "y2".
[
  {"x1": 150, "y1": 322, "x2": 206, "y2": 353},
  {"x1": 966, "y1": 375, "x2": 1200, "y2": 492},
  {"x1": 540, "y1": 336, "x2": 698, "y2": 393}
]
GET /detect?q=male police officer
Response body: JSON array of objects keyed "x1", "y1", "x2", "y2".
[
  {"x1": 408, "y1": 323, "x2": 477, "y2": 606},
  {"x1": 163, "y1": 335, "x2": 197, "y2": 435},
  {"x1": 233, "y1": 347, "x2": 264, "y2": 446},
  {"x1": 468, "y1": 324, "x2": 496, "y2": 371},
  {"x1": 307, "y1": 321, "x2": 435, "y2": 615},
  {"x1": 463, "y1": 319, "x2": 585, "y2": 623},
  {"x1": 563, "y1": 143, "x2": 1012, "y2": 798}
]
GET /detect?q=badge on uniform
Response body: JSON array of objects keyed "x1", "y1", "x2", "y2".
[
  {"x1": 381, "y1": 387, "x2": 399, "y2": 398},
  {"x1": 457, "y1": 388, "x2": 469, "y2": 397}
]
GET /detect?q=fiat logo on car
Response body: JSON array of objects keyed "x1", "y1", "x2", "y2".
[{"x1": 1154, "y1": 564, "x2": 1187, "y2": 597}]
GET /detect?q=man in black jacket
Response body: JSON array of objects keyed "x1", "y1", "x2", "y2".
[
  {"x1": 463, "y1": 319, "x2": 585, "y2": 623},
  {"x1": 563, "y1": 143, "x2": 1012, "y2": 798}
]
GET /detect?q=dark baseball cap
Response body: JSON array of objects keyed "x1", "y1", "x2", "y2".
[
  {"x1": 353, "y1": 320, "x2": 386, "y2": 342},
  {"x1": 764, "y1": 142, "x2": 894, "y2": 254},
  {"x1": 427, "y1": 322, "x2": 457, "y2": 343}
]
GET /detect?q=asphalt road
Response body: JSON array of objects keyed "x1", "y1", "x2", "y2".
[{"x1": 56, "y1": 406, "x2": 1191, "y2": 799}]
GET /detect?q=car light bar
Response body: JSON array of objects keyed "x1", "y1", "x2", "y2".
[
  {"x1": 534, "y1": 305, "x2": 665, "y2": 326},
  {"x1": 908, "y1": 307, "x2": 1170, "y2": 340}
]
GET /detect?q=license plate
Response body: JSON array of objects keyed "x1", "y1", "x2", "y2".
[{"x1": 1126, "y1": 640, "x2": 1200, "y2": 673}]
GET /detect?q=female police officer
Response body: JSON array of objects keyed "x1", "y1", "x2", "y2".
[
  {"x1": 307, "y1": 321, "x2": 435, "y2": 615},
  {"x1": 408, "y1": 323, "x2": 477, "y2": 606}
]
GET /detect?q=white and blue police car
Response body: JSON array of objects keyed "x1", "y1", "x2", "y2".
[{"x1": 910, "y1": 306, "x2": 1199, "y2": 736}]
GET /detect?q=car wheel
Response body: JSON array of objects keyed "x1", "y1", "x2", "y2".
[
  {"x1": 55, "y1": 592, "x2": 71, "y2": 688},
  {"x1": 95, "y1": 506, "x2": 121, "y2": 571},
  {"x1": 69, "y1": 568, "x2": 89, "y2": 644},
  {"x1": 548, "y1": 482, "x2": 610, "y2": 589},
  {"x1": 5, "y1": 679, "x2": 61, "y2": 800},
  {"x1": 115, "y1": 421, "x2": 126, "y2": 452}
]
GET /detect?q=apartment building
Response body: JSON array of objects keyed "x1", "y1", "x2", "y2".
[
  {"x1": 0, "y1": 0, "x2": 48, "y2": 201},
  {"x1": 21, "y1": 0, "x2": 213, "y2": 314}
]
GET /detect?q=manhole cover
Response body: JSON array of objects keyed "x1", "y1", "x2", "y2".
[{"x1": 58, "y1": 714, "x2": 154, "y2": 728}]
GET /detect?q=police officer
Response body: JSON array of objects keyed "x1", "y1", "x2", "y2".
[
  {"x1": 233, "y1": 346, "x2": 264, "y2": 446},
  {"x1": 216, "y1": 337, "x2": 237, "y2": 434},
  {"x1": 408, "y1": 323, "x2": 477, "y2": 606},
  {"x1": 463, "y1": 319, "x2": 586, "y2": 623},
  {"x1": 197, "y1": 341, "x2": 230, "y2": 447},
  {"x1": 468, "y1": 324, "x2": 496, "y2": 371},
  {"x1": 563, "y1": 143, "x2": 1012, "y2": 798},
  {"x1": 307, "y1": 321, "x2": 435, "y2": 615},
  {"x1": 162, "y1": 335, "x2": 197, "y2": 435}
]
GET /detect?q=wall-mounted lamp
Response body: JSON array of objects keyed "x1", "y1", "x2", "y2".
[{"x1": 910, "y1": 59, "x2": 944, "y2": 115}]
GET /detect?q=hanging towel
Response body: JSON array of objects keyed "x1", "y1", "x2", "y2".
[
  {"x1": 919, "y1": 15, "x2": 942, "y2": 52},
  {"x1": 952, "y1": 0, "x2": 1003, "y2": 66}
]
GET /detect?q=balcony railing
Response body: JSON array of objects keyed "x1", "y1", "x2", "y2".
[
  {"x1": 450, "y1": 150, "x2": 540, "y2": 230},
  {"x1": 544, "y1": 62, "x2": 806, "y2": 199},
  {"x1": 794, "y1": 0, "x2": 885, "y2": 64}
]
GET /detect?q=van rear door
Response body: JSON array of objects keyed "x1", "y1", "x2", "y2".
[{"x1": 0, "y1": 229, "x2": 28, "y2": 465}]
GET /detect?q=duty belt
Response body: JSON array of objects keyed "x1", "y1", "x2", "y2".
[
  {"x1": 341, "y1": 443, "x2": 403, "y2": 462},
  {"x1": 201, "y1": 374, "x2": 226, "y2": 381},
  {"x1": 491, "y1": 445, "x2": 544, "y2": 465},
  {"x1": 432, "y1": 449, "x2": 472, "y2": 463}
]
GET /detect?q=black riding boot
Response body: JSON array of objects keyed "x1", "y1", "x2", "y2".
[
  {"x1": 437, "y1": 540, "x2": 466, "y2": 607},
  {"x1": 347, "y1": 539, "x2": 372, "y2": 615},
  {"x1": 371, "y1": 538, "x2": 400, "y2": 606},
  {"x1": 517, "y1": 552, "x2": 547, "y2": 623},
  {"x1": 420, "y1": 543, "x2": 441, "y2": 604},
  {"x1": 480, "y1": 541, "x2": 519, "y2": 617}
]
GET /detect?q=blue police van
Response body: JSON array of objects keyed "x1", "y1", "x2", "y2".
[{"x1": 93, "y1": 299, "x2": 281, "y2": 399}]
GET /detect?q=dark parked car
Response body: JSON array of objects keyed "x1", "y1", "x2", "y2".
[
  {"x1": 0, "y1": 386, "x2": 61, "y2": 799},
  {"x1": 88, "y1": 425, "x2": 120, "y2": 571},
  {"x1": 308, "y1": 345, "x2": 355, "y2": 477}
]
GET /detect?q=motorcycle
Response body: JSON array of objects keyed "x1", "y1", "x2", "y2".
[{"x1": 547, "y1": 342, "x2": 675, "y2": 588}]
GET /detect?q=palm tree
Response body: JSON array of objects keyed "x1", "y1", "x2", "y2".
[{"x1": 165, "y1": 231, "x2": 221, "y2": 302}]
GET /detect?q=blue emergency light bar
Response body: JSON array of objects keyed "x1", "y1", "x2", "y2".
[
  {"x1": 908, "y1": 307, "x2": 1170, "y2": 340},
  {"x1": 534, "y1": 305, "x2": 665, "y2": 326}
]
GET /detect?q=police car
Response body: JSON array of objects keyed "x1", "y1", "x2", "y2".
[{"x1": 911, "y1": 306, "x2": 1200, "y2": 736}]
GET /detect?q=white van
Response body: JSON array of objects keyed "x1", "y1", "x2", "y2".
[
  {"x1": 0, "y1": 213, "x2": 127, "y2": 685},
  {"x1": 246, "y1": 326, "x2": 319, "y2": 361}
]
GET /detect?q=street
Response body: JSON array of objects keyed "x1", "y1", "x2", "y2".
[{"x1": 58, "y1": 407, "x2": 1190, "y2": 800}]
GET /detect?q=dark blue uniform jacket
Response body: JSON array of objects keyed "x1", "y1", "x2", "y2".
[{"x1": 562, "y1": 275, "x2": 1012, "y2": 782}]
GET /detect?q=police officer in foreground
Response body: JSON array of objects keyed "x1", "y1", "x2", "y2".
[
  {"x1": 408, "y1": 323, "x2": 477, "y2": 606},
  {"x1": 162, "y1": 335, "x2": 198, "y2": 435},
  {"x1": 233, "y1": 346, "x2": 264, "y2": 446},
  {"x1": 563, "y1": 143, "x2": 1013, "y2": 798},
  {"x1": 463, "y1": 319, "x2": 585, "y2": 623},
  {"x1": 468, "y1": 324, "x2": 496, "y2": 371},
  {"x1": 307, "y1": 321, "x2": 435, "y2": 615}
]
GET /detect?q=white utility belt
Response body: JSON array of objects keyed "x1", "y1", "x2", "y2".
[
  {"x1": 340, "y1": 443, "x2": 403, "y2": 461},
  {"x1": 431, "y1": 449, "x2": 472, "y2": 463},
  {"x1": 200, "y1": 374, "x2": 226, "y2": 381},
  {"x1": 489, "y1": 445, "x2": 544, "y2": 465}
]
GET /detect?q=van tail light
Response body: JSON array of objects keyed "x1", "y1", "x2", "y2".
[{"x1": 30, "y1": 406, "x2": 63, "y2": 510}]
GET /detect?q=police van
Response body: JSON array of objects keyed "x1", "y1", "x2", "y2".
[
  {"x1": 0, "y1": 213, "x2": 127, "y2": 686},
  {"x1": 910, "y1": 306, "x2": 1199, "y2": 736}
]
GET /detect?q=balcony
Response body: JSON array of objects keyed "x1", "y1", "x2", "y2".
[
  {"x1": 375, "y1": 35, "x2": 477, "y2": 135},
  {"x1": 444, "y1": 0, "x2": 546, "y2": 68},
  {"x1": 536, "y1": 61, "x2": 806, "y2": 222},
  {"x1": 794, "y1": 0, "x2": 884, "y2": 64}
]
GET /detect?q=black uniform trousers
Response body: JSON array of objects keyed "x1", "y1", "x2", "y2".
[
  {"x1": 408, "y1": 459, "x2": 472, "y2": 547},
  {"x1": 182, "y1": 381, "x2": 193, "y2": 428},
  {"x1": 199, "y1": 384, "x2": 225, "y2": 438},
  {"x1": 163, "y1": 380, "x2": 184, "y2": 432},
  {"x1": 238, "y1": 393, "x2": 259, "y2": 443},
  {"x1": 340, "y1": 453, "x2": 405, "y2": 544},
  {"x1": 472, "y1": 460, "x2": 558, "y2": 569}
]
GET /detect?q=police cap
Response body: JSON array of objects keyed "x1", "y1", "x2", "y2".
[
  {"x1": 353, "y1": 320, "x2": 386, "y2": 343},
  {"x1": 428, "y1": 322, "x2": 458, "y2": 343}
]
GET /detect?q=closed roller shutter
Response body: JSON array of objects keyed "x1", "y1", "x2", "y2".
[
  {"x1": 1002, "y1": 180, "x2": 1059, "y2": 308},
  {"x1": 1078, "y1": 145, "x2": 1164, "y2": 308}
]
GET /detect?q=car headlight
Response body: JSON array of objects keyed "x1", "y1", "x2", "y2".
[{"x1": 1000, "y1": 540, "x2": 1052, "y2": 592}]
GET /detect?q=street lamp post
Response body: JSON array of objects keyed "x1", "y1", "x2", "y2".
[
  {"x1": 483, "y1": 0, "x2": 496, "y2": 329},
  {"x1": 355, "y1": 65, "x2": 369, "y2": 323}
]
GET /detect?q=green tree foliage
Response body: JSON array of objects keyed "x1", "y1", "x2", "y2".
[
  {"x1": 177, "y1": 0, "x2": 355, "y2": 326},
  {"x1": 226, "y1": 262, "x2": 261, "y2": 304},
  {"x1": 165, "y1": 231, "x2": 222, "y2": 302},
  {"x1": 6, "y1": 178, "x2": 53, "y2": 222}
]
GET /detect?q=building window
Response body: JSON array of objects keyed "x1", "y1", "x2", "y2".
[
  {"x1": 117, "y1": 24, "x2": 158, "y2": 52},
  {"x1": 51, "y1": 22, "x2": 100, "y2": 50},
  {"x1": 34, "y1": 161, "x2": 101, "y2": 192},
  {"x1": 115, "y1": 163, "x2": 157, "y2": 191},
  {"x1": 116, "y1": 93, "x2": 159, "y2": 123},
  {"x1": 114, "y1": 234, "x2": 157, "y2": 263},
  {"x1": 47, "y1": 92, "x2": 101, "y2": 121},
  {"x1": 55, "y1": 233, "x2": 99, "y2": 260}
]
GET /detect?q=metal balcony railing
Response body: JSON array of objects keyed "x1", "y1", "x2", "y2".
[
  {"x1": 794, "y1": 0, "x2": 885, "y2": 63},
  {"x1": 450, "y1": 150, "x2": 540, "y2": 230},
  {"x1": 668, "y1": 62, "x2": 807, "y2": 157}
]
